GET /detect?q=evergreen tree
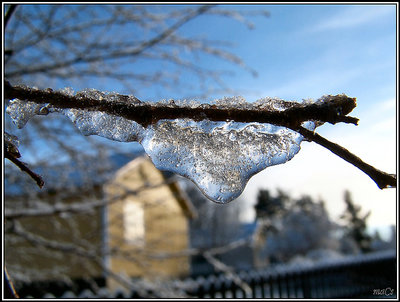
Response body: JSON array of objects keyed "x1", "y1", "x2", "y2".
[{"x1": 340, "y1": 190, "x2": 372, "y2": 253}]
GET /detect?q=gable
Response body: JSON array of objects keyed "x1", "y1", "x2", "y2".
[{"x1": 106, "y1": 155, "x2": 197, "y2": 219}]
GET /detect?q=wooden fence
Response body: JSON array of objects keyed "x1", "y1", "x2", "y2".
[
  {"x1": 12, "y1": 250, "x2": 397, "y2": 298},
  {"x1": 181, "y1": 250, "x2": 397, "y2": 299}
]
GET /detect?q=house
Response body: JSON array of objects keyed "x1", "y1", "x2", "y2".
[
  {"x1": 4, "y1": 151, "x2": 197, "y2": 295},
  {"x1": 104, "y1": 155, "x2": 197, "y2": 290}
]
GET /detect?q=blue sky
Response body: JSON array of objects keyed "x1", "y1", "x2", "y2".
[
  {"x1": 162, "y1": 3, "x2": 396, "y2": 232},
  {"x1": 196, "y1": 4, "x2": 397, "y2": 232},
  {"x1": 5, "y1": 4, "x2": 397, "y2": 234}
]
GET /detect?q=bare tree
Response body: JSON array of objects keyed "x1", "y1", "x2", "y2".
[
  {"x1": 4, "y1": 4, "x2": 271, "y2": 298},
  {"x1": 4, "y1": 4, "x2": 268, "y2": 166},
  {"x1": 5, "y1": 4, "x2": 264, "y2": 94}
]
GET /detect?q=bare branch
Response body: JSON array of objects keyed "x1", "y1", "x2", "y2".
[
  {"x1": 8, "y1": 220, "x2": 159, "y2": 298},
  {"x1": 11, "y1": 216, "x2": 252, "y2": 298},
  {"x1": 4, "y1": 4, "x2": 18, "y2": 29},
  {"x1": 296, "y1": 127, "x2": 397, "y2": 189},
  {"x1": 4, "y1": 81, "x2": 357, "y2": 128},
  {"x1": 5, "y1": 81, "x2": 395, "y2": 190},
  {"x1": 4, "y1": 132, "x2": 45, "y2": 188},
  {"x1": 203, "y1": 251, "x2": 252, "y2": 296},
  {"x1": 5, "y1": 176, "x2": 179, "y2": 219},
  {"x1": 4, "y1": 150, "x2": 44, "y2": 189},
  {"x1": 147, "y1": 236, "x2": 251, "y2": 260},
  {"x1": 6, "y1": 5, "x2": 214, "y2": 78}
]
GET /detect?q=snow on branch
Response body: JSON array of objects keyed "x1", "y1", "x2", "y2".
[
  {"x1": 5, "y1": 80, "x2": 358, "y2": 128},
  {"x1": 4, "y1": 81, "x2": 396, "y2": 203}
]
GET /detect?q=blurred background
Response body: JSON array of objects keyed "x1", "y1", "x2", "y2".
[{"x1": 4, "y1": 3, "x2": 397, "y2": 298}]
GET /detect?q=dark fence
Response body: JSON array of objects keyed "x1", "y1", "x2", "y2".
[
  {"x1": 182, "y1": 250, "x2": 397, "y2": 299},
  {"x1": 12, "y1": 250, "x2": 397, "y2": 299}
]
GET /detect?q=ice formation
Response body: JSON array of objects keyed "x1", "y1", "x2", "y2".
[{"x1": 6, "y1": 89, "x2": 317, "y2": 203}]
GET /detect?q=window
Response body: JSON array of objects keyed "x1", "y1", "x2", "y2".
[{"x1": 123, "y1": 200, "x2": 145, "y2": 246}]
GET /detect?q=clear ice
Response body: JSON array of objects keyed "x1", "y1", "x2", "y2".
[{"x1": 6, "y1": 90, "x2": 316, "y2": 203}]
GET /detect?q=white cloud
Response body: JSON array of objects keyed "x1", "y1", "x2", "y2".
[
  {"x1": 308, "y1": 5, "x2": 394, "y2": 33},
  {"x1": 263, "y1": 70, "x2": 355, "y2": 100},
  {"x1": 359, "y1": 97, "x2": 396, "y2": 119},
  {"x1": 254, "y1": 48, "x2": 392, "y2": 102}
]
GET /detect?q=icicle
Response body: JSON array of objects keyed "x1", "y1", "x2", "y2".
[{"x1": 141, "y1": 119, "x2": 307, "y2": 202}]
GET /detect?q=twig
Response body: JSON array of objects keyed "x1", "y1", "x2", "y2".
[
  {"x1": 296, "y1": 127, "x2": 396, "y2": 189},
  {"x1": 5, "y1": 150, "x2": 44, "y2": 188},
  {"x1": 9, "y1": 220, "x2": 157, "y2": 298},
  {"x1": 145, "y1": 236, "x2": 253, "y2": 296},
  {"x1": 5, "y1": 5, "x2": 214, "y2": 78},
  {"x1": 147, "y1": 237, "x2": 251, "y2": 259},
  {"x1": 5, "y1": 177, "x2": 179, "y2": 219},
  {"x1": 4, "y1": 4, "x2": 18, "y2": 29},
  {"x1": 203, "y1": 251, "x2": 252, "y2": 297}
]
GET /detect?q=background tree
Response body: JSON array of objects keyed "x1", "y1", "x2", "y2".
[
  {"x1": 370, "y1": 224, "x2": 396, "y2": 252},
  {"x1": 253, "y1": 189, "x2": 342, "y2": 266},
  {"x1": 252, "y1": 189, "x2": 288, "y2": 267},
  {"x1": 340, "y1": 190, "x2": 372, "y2": 253}
]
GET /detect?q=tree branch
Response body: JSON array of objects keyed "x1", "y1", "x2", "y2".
[
  {"x1": 295, "y1": 127, "x2": 396, "y2": 189},
  {"x1": 5, "y1": 150, "x2": 44, "y2": 189},
  {"x1": 5, "y1": 5, "x2": 214, "y2": 78},
  {"x1": 4, "y1": 4, "x2": 18, "y2": 29},
  {"x1": 4, "y1": 132, "x2": 44, "y2": 188},
  {"x1": 5, "y1": 177, "x2": 179, "y2": 219},
  {"x1": 5, "y1": 81, "x2": 395, "y2": 190},
  {"x1": 4, "y1": 81, "x2": 358, "y2": 128},
  {"x1": 8, "y1": 220, "x2": 161, "y2": 298},
  {"x1": 203, "y1": 251, "x2": 252, "y2": 296}
]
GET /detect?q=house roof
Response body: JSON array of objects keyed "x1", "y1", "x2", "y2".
[
  {"x1": 167, "y1": 177, "x2": 197, "y2": 220},
  {"x1": 110, "y1": 155, "x2": 197, "y2": 220},
  {"x1": 5, "y1": 150, "x2": 197, "y2": 220}
]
